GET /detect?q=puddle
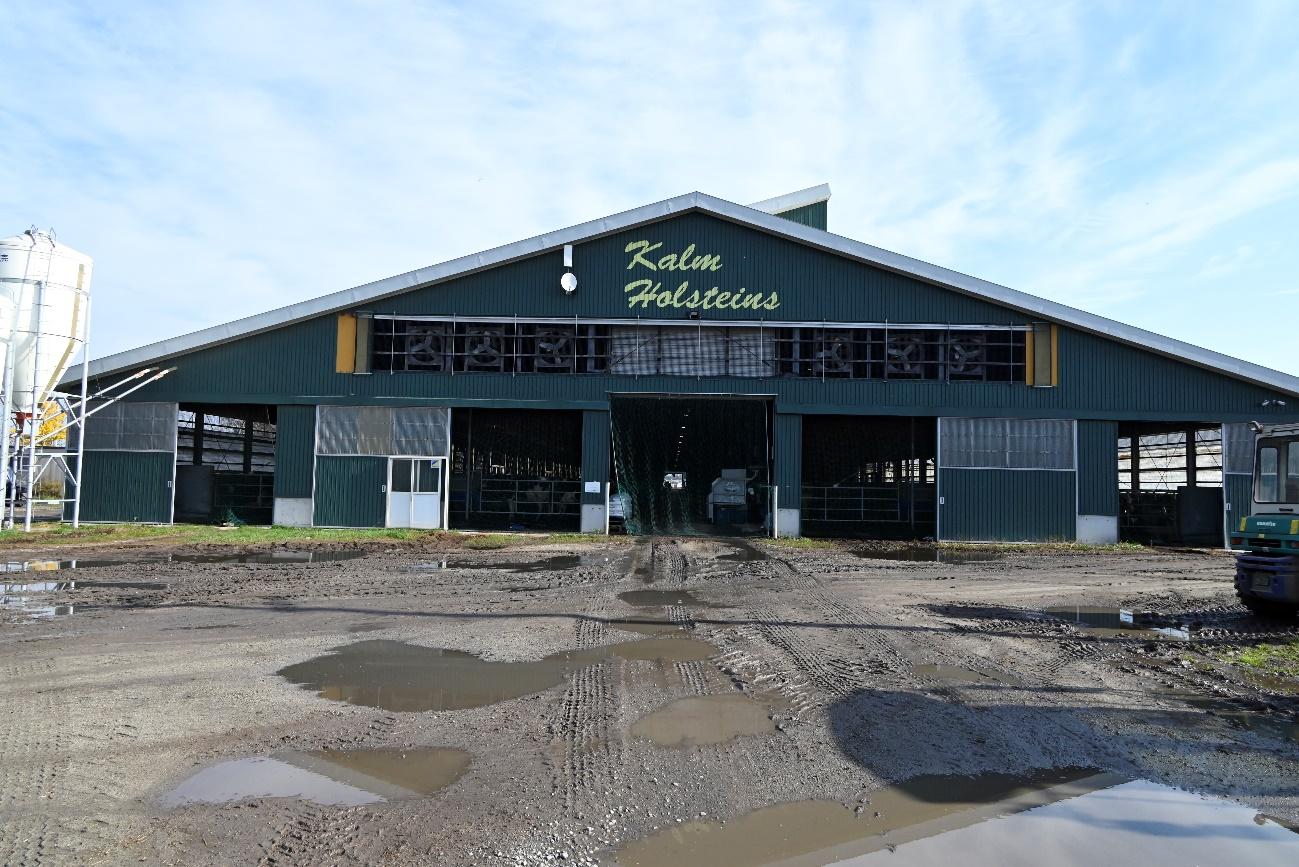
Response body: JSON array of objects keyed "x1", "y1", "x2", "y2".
[
  {"x1": 631, "y1": 694, "x2": 775, "y2": 747},
  {"x1": 161, "y1": 747, "x2": 470, "y2": 807},
  {"x1": 819, "y1": 779, "x2": 1299, "y2": 866},
  {"x1": 1, "y1": 580, "x2": 75, "y2": 593},
  {"x1": 1, "y1": 594, "x2": 78, "y2": 619},
  {"x1": 618, "y1": 590, "x2": 721, "y2": 608},
  {"x1": 1161, "y1": 687, "x2": 1299, "y2": 743},
  {"x1": 410, "y1": 555, "x2": 581, "y2": 574},
  {"x1": 1046, "y1": 606, "x2": 1191, "y2": 640},
  {"x1": 851, "y1": 547, "x2": 1003, "y2": 564},
  {"x1": 1, "y1": 551, "x2": 362, "y2": 572},
  {"x1": 175, "y1": 551, "x2": 366, "y2": 565},
  {"x1": 614, "y1": 766, "x2": 1104, "y2": 867},
  {"x1": 1, "y1": 579, "x2": 168, "y2": 596},
  {"x1": 279, "y1": 636, "x2": 716, "y2": 712},
  {"x1": 911, "y1": 663, "x2": 1007, "y2": 684},
  {"x1": 719, "y1": 541, "x2": 768, "y2": 562},
  {"x1": 585, "y1": 637, "x2": 715, "y2": 664},
  {"x1": 606, "y1": 618, "x2": 687, "y2": 636}
]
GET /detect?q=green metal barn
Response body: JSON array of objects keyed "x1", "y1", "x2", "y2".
[{"x1": 61, "y1": 184, "x2": 1299, "y2": 543}]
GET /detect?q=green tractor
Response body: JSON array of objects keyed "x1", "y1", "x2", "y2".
[{"x1": 1230, "y1": 422, "x2": 1299, "y2": 618}]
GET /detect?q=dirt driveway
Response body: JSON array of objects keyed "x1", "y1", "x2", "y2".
[{"x1": 2, "y1": 538, "x2": 1297, "y2": 865}]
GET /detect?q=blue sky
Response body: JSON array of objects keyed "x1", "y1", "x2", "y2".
[{"x1": 3, "y1": 1, "x2": 1297, "y2": 374}]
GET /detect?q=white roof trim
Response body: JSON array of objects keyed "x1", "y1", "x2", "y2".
[
  {"x1": 70, "y1": 189, "x2": 1299, "y2": 398},
  {"x1": 748, "y1": 183, "x2": 832, "y2": 215}
]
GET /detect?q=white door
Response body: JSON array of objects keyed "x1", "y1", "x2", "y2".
[{"x1": 388, "y1": 458, "x2": 443, "y2": 529}]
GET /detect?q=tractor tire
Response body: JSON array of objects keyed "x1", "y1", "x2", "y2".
[{"x1": 1238, "y1": 593, "x2": 1299, "y2": 621}]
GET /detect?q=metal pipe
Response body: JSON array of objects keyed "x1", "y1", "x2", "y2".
[
  {"x1": 0, "y1": 331, "x2": 15, "y2": 529},
  {"x1": 72, "y1": 295, "x2": 91, "y2": 528},
  {"x1": 37, "y1": 368, "x2": 175, "y2": 443},
  {"x1": 24, "y1": 277, "x2": 47, "y2": 531},
  {"x1": 64, "y1": 366, "x2": 156, "y2": 413}
]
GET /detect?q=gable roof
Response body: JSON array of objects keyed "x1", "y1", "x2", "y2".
[{"x1": 69, "y1": 187, "x2": 1299, "y2": 397}]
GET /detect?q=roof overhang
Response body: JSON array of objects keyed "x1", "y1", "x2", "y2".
[{"x1": 67, "y1": 187, "x2": 1299, "y2": 398}]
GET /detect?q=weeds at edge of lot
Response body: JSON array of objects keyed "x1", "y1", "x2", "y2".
[
  {"x1": 762, "y1": 537, "x2": 840, "y2": 550},
  {"x1": 937, "y1": 540, "x2": 1148, "y2": 554},
  {"x1": 1216, "y1": 640, "x2": 1299, "y2": 680},
  {"x1": 0, "y1": 524, "x2": 624, "y2": 551}
]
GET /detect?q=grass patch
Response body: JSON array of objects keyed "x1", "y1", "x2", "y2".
[
  {"x1": 0, "y1": 523, "x2": 640, "y2": 552},
  {"x1": 1218, "y1": 640, "x2": 1299, "y2": 680},
  {"x1": 544, "y1": 532, "x2": 632, "y2": 545},
  {"x1": 937, "y1": 541, "x2": 1147, "y2": 554},
  {"x1": 763, "y1": 536, "x2": 840, "y2": 550}
]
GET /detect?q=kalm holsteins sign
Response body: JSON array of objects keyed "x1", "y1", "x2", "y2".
[{"x1": 622, "y1": 240, "x2": 781, "y2": 312}]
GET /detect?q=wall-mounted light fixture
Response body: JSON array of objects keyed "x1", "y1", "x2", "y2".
[{"x1": 561, "y1": 244, "x2": 576, "y2": 294}]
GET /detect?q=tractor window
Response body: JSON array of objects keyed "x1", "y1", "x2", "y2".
[
  {"x1": 1290, "y1": 442, "x2": 1299, "y2": 502},
  {"x1": 1256, "y1": 437, "x2": 1299, "y2": 504}
]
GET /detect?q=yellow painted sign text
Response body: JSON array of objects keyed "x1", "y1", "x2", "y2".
[{"x1": 623, "y1": 240, "x2": 780, "y2": 311}]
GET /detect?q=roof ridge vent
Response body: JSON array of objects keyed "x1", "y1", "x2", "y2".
[{"x1": 747, "y1": 183, "x2": 832, "y2": 215}]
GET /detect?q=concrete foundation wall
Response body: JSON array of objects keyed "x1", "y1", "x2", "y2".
[
  {"x1": 1076, "y1": 514, "x2": 1119, "y2": 544},
  {"x1": 580, "y1": 504, "x2": 607, "y2": 534},
  {"x1": 274, "y1": 497, "x2": 313, "y2": 527}
]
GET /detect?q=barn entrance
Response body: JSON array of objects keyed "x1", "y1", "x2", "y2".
[
  {"x1": 1118, "y1": 422, "x2": 1225, "y2": 546},
  {"x1": 610, "y1": 395, "x2": 772, "y2": 536},
  {"x1": 448, "y1": 408, "x2": 582, "y2": 531},
  {"x1": 800, "y1": 415, "x2": 937, "y2": 539}
]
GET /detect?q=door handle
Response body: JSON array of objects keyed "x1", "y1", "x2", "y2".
[{"x1": 381, "y1": 484, "x2": 387, "y2": 493}]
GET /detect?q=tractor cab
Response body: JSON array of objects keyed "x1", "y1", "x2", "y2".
[{"x1": 1230, "y1": 423, "x2": 1299, "y2": 617}]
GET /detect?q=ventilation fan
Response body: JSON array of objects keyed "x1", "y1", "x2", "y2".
[
  {"x1": 886, "y1": 333, "x2": 925, "y2": 377},
  {"x1": 404, "y1": 325, "x2": 450, "y2": 370},
  {"x1": 812, "y1": 331, "x2": 853, "y2": 376},
  {"x1": 532, "y1": 328, "x2": 574, "y2": 372},
  {"x1": 463, "y1": 327, "x2": 506, "y2": 371},
  {"x1": 948, "y1": 334, "x2": 987, "y2": 378}
]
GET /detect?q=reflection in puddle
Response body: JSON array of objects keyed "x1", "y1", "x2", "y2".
[
  {"x1": 410, "y1": 555, "x2": 582, "y2": 574},
  {"x1": 618, "y1": 590, "x2": 720, "y2": 608},
  {"x1": 1046, "y1": 606, "x2": 1191, "y2": 640},
  {"x1": 617, "y1": 772, "x2": 1299, "y2": 866},
  {"x1": 161, "y1": 747, "x2": 470, "y2": 807},
  {"x1": 1, "y1": 551, "x2": 362, "y2": 572},
  {"x1": 838, "y1": 779, "x2": 1299, "y2": 866},
  {"x1": 851, "y1": 547, "x2": 1003, "y2": 564},
  {"x1": 719, "y1": 541, "x2": 768, "y2": 562},
  {"x1": 615, "y1": 767, "x2": 1104, "y2": 867},
  {"x1": 631, "y1": 694, "x2": 775, "y2": 747},
  {"x1": 279, "y1": 636, "x2": 716, "y2": 712},
  {"x1": 911, "y1": 663, "x2": 1006, "y2": 684}
]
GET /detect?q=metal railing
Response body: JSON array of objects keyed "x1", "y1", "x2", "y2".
[
  {"x1": 801, "y1": 484, "x2": 937, "y2": 524},
  {"x1": 476, "y1": 478, "x2": 582, "y2": 517}
]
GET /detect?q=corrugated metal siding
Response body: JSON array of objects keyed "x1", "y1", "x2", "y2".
[
  {"x1": 94, "y1": 210, "x2": 1298, "y2": 425},
  {"x1": 940, "y1": 469, "x2": 1076, "y2": 541},
  {"x1": 774, "y1": 413, "x2": 802, "y2": 509},
  {"x1": 581, "y1": 409, "x2": 610, "y2": 505},
  {"x1": 1077, "y1": 420, "x2": 1119, "y2": 516},
  {"x1": 774, "y1": 202, "x2": 827, "y2": 230},
  {"x1": 73, "y1": 452, "x2": 174, "y2": 523},
  {"x1": 312, "y1": 456, "x2": 387, "y2": 527},
  {"x1": 274, "y1": 405, "x2": 316, "y2": 498},
  {"x1": 1225, "y1": 474, "x2": 1253, "y2": 537}
]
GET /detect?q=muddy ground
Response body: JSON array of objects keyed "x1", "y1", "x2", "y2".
[{"x1": 2, "y1": 536, "x2": 1298, "y2": 865}]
